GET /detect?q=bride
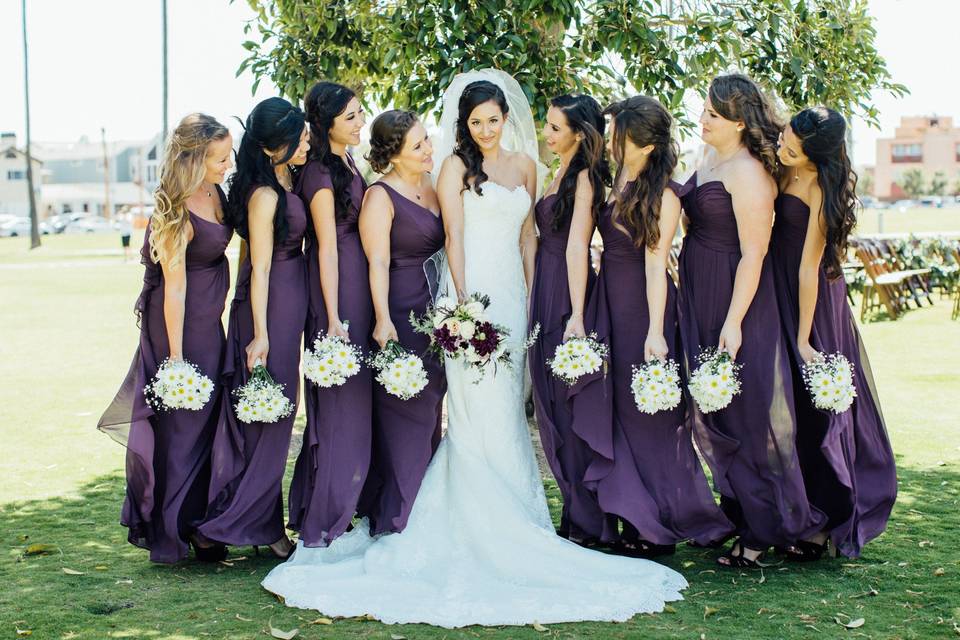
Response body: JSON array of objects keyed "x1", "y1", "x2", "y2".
[{"x1": 261, "y1": 69, "x2": 687, "y2": 627}]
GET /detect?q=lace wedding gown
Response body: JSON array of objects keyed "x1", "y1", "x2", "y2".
[{"x1": 261, "y1": 182, "x2": 687, "y2": 627}]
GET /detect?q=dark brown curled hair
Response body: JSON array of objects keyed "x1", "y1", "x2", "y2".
[
  {"x1": 790, "y1": 106, "x2": 859, "y2": 278},
  {"x1": 549, "y1": 94, "x2": 611, "y2": 231},
  {"x1": 366, "y1": 110, "x2": 418, "y2": 174},
  {"x1": 604, "y1": 96, "x2": 678, "y2": 250},
  {"x1": 709, "y1": 73, "x2": 784, "y2": 179},
  {"x1": 305, "y1": 81, "x2": 357, "y2": 221},
  {"x1": 454, "y1": 80, "x2": 509, "y2": 195}
]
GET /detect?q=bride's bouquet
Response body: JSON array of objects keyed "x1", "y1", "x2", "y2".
[
  {"x1": 144, "y1": 358, "x2": 214, "y2": 411},
  {"x1": 548, "y1": 334, "x2": 608, "y2": 385},
  {"x1": 801, "y1": 352, "x2": 857, "y2": 414},
  {"x1": 688, "y1": 348, "x2": 742, "y2": 414},
  {"x1": 631, "y1": 358, "x2": 683, "y2": 414},
  {"x1": 233, "y1": 363, "x2": 294, "y2": 424},
  {"x1": 368, "y1": 340, "x2": 430, "y2": 400},
  {"x1": 411, "y1": 292, "x2": 512, "y2": 376},
  {"x1": 303, "y1": 331, "x2": 363, "y2": 388}
]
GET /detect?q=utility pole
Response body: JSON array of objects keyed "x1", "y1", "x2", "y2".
[
  {"x1": 162, "y1": 0, "x2": 169, "y2": 145},
  {"x1": 101, "y1": 127, "x2": 111, "y2": 218},
  {"x1": 21, "y1": 0, "x2": 40, "y2": 249}
]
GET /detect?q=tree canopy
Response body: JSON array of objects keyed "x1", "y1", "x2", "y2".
[{"x1": 237, "y1": 0, "x2": 905, "y2": 133}]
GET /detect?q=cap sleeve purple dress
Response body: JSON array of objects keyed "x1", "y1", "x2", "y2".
[
  {"x1": 770, "y1": 192, "x2": 896, "y2": 557},
  {"x1": 676, "y1": 173, "x2": 826, "y2": 550},
  {"x1": 527, "y1": 192, "x2": 602, "y2": 541},
  {"x1": 568, "y1": 184, "x2": 734, "y2": 547},
  {"x1": 357, "y1": 182, "x2": 447, "y2": 535},
  {"x1": 98, "y1": 193, "x2": 233, "y2": 563},
  {"x1": 198, "y1": 186, "x2": 309, "y2": 547},
  {"x1": 287, "y1": 155, "x2": 375, "y2": 546}
]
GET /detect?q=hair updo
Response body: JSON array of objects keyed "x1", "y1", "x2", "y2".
[
  {"x1": 708, "y1": 73, "x2": 784, "y2": 179},
  {"x1": 366, "y1": 110, "x2": 418, "y2": 174}
]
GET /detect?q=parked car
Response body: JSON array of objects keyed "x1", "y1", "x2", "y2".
[
  {"x1": 65, "y1": 216, "x2": 117, "y2": 234},
  {"x1": 0, "y1": 217, "x2": 49, "y2": 237},
  {"x1": 893, "y1": 199, "x2": 917, "y2": 211}
]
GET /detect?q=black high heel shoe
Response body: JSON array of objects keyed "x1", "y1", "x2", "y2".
[
  {"x1": 613, "y1": 539, "x2": 676, "y2": 559},
  {"x1": 189, "y1": 535, "x2": 228, "y2": 563},
  {"x1": 253, "y1": 536, "x2": 293, "y2": 559},
  {"x1": 716, "y1": 538, "x2": 766, "y2": 569},
  {"x1": 783, "y1": 538, "x2": 835, "y2": 562}
]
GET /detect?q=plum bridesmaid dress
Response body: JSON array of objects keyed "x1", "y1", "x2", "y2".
[
  {"x1": 569, "y1": 183, "x2": 733, "y2": 549},
  {"x1": 199, "y1": 185, "x2": 309, "y2": 547},
  {"x1": 675, "y1": 173, "x2": 826, "y2": 551},
  {"x1": 99, "y1": 191, "x2": 233, "y2": 563},
  {"x1": 358, "y1": 182, "x2": 446, "y2": 535},
  {"x1": 770, "y1": 192, "x2": 896, "y2": 557},
  {"x1": 287, "y1": 155, "x2": 375, "y2": 546},
  {"x1": 527, "y1": 192, "x2": 602, "y2": 541}
]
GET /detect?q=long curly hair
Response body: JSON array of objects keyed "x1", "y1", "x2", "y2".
[
  {"x1": 305, "y1": 81, "x2": 357, "y2": 220},
  {"x1": 604, "y1": 96, "x2": 678, "y2": 250},
  {"x1": 454, "y1": 80, "x2": 509, "y2": 195},
  {"x1": 709, "y1": 73, "x2": 784, "y2": 179},
  {"x1": 225, "y1": 97, "x2": 305, "y2": 241},
  {"x1": 366, "y1": 110, "x2": 418, "y2": 174},
  {"x1": 548, "y1": 94, "x2": 611, "y2": 231},
  {"x1": 790, "y1": 106, "x2": 859, "y2": 278},
  {"x1": 150, "y1": 113, "x2": 229, "y2": 267}
]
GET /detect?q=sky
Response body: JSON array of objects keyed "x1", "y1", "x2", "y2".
[{"x1": 0, "y1": 0, "x2": 953, "y2": 167}]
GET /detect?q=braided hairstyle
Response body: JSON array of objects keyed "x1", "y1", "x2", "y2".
[
  {"x1": 604, "y1": 96, "x2": 678, "y2": 250},
  {"x1": 150, "y1": 113, "x2": 229, "y2": 266},
  {"x1": 226, "y1": 97, "x2": 305, "y2": 241},
  {"x1": 548, "y1": 94, "x2": 611, "y2": 231},
  {"x1": 305, "y1": 81, "x2": 357, "y2": 220},
  {"x1": 709, "y1": 74, "x2": 784, "y2": 179},
  {"x1": 454, "y1": 80, "x2": 509, "y2": 195},
  {"x1": 790, "y1": 106, "x2": 859, "y2": 278},
  {"x1": 366, "y1": 110, "x2": 418, "y2": 174}
]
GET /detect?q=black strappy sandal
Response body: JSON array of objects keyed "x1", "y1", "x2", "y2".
[
  {"x1": 614, "y1": 539, "x2": 676, "y2": 559},
  {"x1": 716, "y1": 538, "x2": 766, "y2": 569},
  {"x1": 687, "y1": 533, "x2": 735, "y2": 549},
  {"x1": 189, "y1": 534, "x2": 228, "y2": 563},
  {"x1": 783, "y1": 538, "x2": 833, "y2": 562}
]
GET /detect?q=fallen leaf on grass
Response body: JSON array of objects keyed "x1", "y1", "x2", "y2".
[
  {"x1": 757, "y1": 608, "x2": 770, "y2": 615},
  {"x1": 269, "y1": 624, "x2": 299, "y2": 639},
  {"x1": 935, "y1": 568, "x2": 946, "y2": 576},
  {"x1": 236, "y1": 613, "x2": 252, "y2": 622},
  {"x1": 61, "y1": 568, "x2": 84, "y2": 575},
  {"x1": 835, "y1": 616, "x2": 865, "y2": 629},
  {"x1": 391, "y1": 634, "x2": 408, "y2": 640},
  {"x1": 758, "y1": 570, "x2": 766, "y2": 584},
  {"x1": 682, "y1": 561, "x2": 695, "y2": 569},
  {"x1": 309, "y1": 617, "x2": 333, "y2": 625},
  {"x1": 919, "y1": 540, "x2": 933, "y2": 548},
  {"x1": 704, "y1": 606, "x2": 719, "y2": 619},
  {"x1": 531, "y1": 622, "x2": 549, "y2": 632},
  {"x1": 24, "y1": 544, "x2": 58, "y2": 556},
  {"x1": 663, "y1": 605, "x2": 677, "y2": 614},
  {"x1": 219, "y1": 560, "x2": 234, "y2": 567},
  {"x1": 115, "y1": 579, "x2": 132, "y2": 585},
  {"x1": 848, "y1": 588, "x2": 879, "y2": 599},
  {"x1": 905, "y1": 590, "x2": 923, "y2": 596},
  {"x1": 15, "y1": 629, "x2": 31, "y2": 637},
  {"x1": 94, "y1": 566, "x2": 108, "y2": 571}
]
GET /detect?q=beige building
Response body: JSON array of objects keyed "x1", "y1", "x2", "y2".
[
  {"x1": 874, "y1": 115, "x2": 960, "y2": 200},
  {"x1": 0, "y1": 133, "x2": 43, "y2": 217}
]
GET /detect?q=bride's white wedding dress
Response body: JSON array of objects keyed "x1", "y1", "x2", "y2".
[{"x1": 261, "y1": 182, "x2": 687, "y2": 627}]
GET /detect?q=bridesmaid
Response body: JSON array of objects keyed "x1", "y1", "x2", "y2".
[
  {"x1": 286, "y1": 81, "x2": 374, "y2": 547},
  {"x1": 199, "y1": 98, "x2": 310, "y2": 558},
  {"x1": 772, "y1": 107, "x2": 896, "y2": 559},
  {"x1": 570, "y1": 97, "x2": 734, "y2": 557},
  {"x1": 358, "y1": 110, "x2": 447, "y2": 535},
  {"x1": 677, "y1": 74, "x2": 826, "y2": 568},
  {"x1": 98, "y1": 113, "x2": 233, "y2": 563},
  {"x1": 528, "y1": 94, "x2": 609, "y2": 545}
]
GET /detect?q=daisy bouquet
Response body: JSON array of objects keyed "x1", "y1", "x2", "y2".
[
  {"x1": 688, "y1": 348, "x2": 742, "y2": 414},
  {"x1": 144, "y1": 358, "x2": 214, "y2": 411},
  {"x1": 233, "y1": 363, "x2": 294, "y2": 424},
  {"x1": 368, "y1": 340, "x2": 430, "y2": 400},
  {"x1": 548, "y1": 334, "x2": 608, "y2": 385},
  {"x1": 630, "y1": 358, "x2": 683, "y2": 414},
  {"x1": 411, "y1": 292, "x2": 512, "y2": 375},
  {"x1": 801, "y1": 352, "x2": 857, "y2": 414},
  {"x1": 303, "y1": 331, "x2": 363, "y2": 388}
]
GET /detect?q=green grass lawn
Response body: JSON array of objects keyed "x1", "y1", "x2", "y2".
[{"x1": 1, "y1": 233, "x2": 959, "y2": 640}]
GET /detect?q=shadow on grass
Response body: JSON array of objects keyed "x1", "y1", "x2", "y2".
[{"x1": 1, "y1": 462, "x2": 958, "y2": 640}]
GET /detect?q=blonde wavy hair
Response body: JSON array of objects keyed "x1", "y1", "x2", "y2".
[{"x1": 150, "y1": 113, "x2": 230, "y2": 266}]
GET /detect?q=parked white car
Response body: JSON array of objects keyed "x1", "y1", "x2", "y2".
[
  {"x1": 64, "y1": 216, "x2": 117, "y2": 234},
  {"x1": 0, "y1": 217, "x2": 50, "y2": 237}
]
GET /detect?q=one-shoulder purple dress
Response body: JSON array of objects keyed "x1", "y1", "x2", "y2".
[
  {"x1": 569, "y1": 184, "x2": 734, "y2": 547},
  {"x1": 99, "y1": 196, "x2": 233, "y2": 563},
  {"x1": 199, "y1": 186, "x2": 309, "y2": 547},
  {"x1": 287, "y1": 155, "x2": 375, "y2": 547},
  {"x1": 527, "y1": 193, "x2": 602, "y2": 541},
  {"x1": 770, "y1": 193, "x2": 896, "y2": 557},
  {"x1": 358, "y1": 182, "x2": 446, "y2": 535},
  {"x1": 676, "y1": 173, "x2": 826, "y2": 550}
]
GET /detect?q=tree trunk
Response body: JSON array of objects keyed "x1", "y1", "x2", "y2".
[{"x1": 22, "y1": 0, "x2": 40, "y2": 249}]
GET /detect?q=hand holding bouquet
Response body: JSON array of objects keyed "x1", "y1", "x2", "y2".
[
  {"x1": 368, "y1": 340, "x2": 430, "y2": 400},
  {"x1": 631, "y1": 358, "x2": 682, "y2": 414},
  {"x1": 548, "y1": 334, "x2": 608, "y2": 385},
  {"x1": 411, "y1": 292, "x2": 512, "y2": 376},
  {"x1": 688, "y1": 348, "x2": 742, "y2": 414},
  {"x1": 801, "y1": 352, "x2": 857, "y2": 414},
  {"x1": 144, "y1": 358, "x2": 214, "y2": 411},
  {"x1": 303, "y1": 331, "x2": 362, "y2": 388},
  {"x1": 234, "y1": 362, "x2": 294, "y2": 424}
]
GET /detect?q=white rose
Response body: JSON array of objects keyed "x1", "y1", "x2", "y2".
[
  {"x1": 459, "y1": 319, "x2": 476, "y2": 340},
  {"x1": 442, "y1": 317, "x2": 461, "y2": 336},
  {"x1": 463, "y1": 300, "x2": 485, "y2": 318}
]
